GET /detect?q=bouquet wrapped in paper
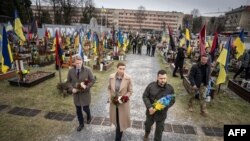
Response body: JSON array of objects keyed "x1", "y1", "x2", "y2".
[
  {"x1": 153, "y1": 94, "x2": 175, "y2": 111},
  {"x1": 112, "y1": 95, "x2": 129, "y2": 106}
]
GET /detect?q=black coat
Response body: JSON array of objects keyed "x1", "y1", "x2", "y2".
[
  {"x1": 131, "y1": 39, "x2": 137, "y2": 47},
  {"x1": 188, "y1": 63, "x2": 211, "y2": 87},
  {"x1": 174, "y1": 47, "x2": 186, "y2": 66},
  {"x1": 143, "y1": 82, "x2": 175, "y2": 121}
]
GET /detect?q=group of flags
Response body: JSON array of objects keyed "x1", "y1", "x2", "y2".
[
  {"x1": 175, "y1": 22, "x2": 246, "y2": 86},
  {"x1": 1, "y1": 9, "x2": 25, "y2": 73}
]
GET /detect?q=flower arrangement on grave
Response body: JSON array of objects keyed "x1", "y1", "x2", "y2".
[
  {"x1": 17, "y1": 69, "x2": 29, "y2": 81},
  {"x1": 109, "y1": 51, "x2": 114, "y2": 56},
  {"x1": 118, "y1": 49, "x2": 125, "y2": 56},
  {"x1": 152, "y1": 94, "x2": 175, "y2": 111}
]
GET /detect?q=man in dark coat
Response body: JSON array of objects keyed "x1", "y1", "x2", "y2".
[
  {"x1": 233, "y1": 50, "x2": 250, "y2": 80},
  {"x1": 131, "y1": 36, "x2": 137, "y2": 54},
  {"x1": 137, "y1": 37, "x2": 143, "y2": 55},
  {"x1": 67, "y1": 55, "x2": 95, "y2": 131},
  {"x1": 188, "y1": 55, "x2": 211, "y2": 116},
  {"x1": 151, "y1": 36, "x2": 157, "y2": 57},
  {"x1": 146, "y1": 37, "x2": 151, "y2": 56},
  {"x1": 143, "y1": 70, "x2": 175, "y2": 141},
  {"x1": 173, "y1": 44, "x2": 186, "y2": 79}
]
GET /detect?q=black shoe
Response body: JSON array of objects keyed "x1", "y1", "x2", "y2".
[
  {"x1": 87, "y1": 118, "x2": 92, "y2": 124},
  {"x1": 173, "y1": 74, "x2": 178, "y2": 77},
  {"x1": 77, "y1": 124, "x2": 84, "y2": 131}
]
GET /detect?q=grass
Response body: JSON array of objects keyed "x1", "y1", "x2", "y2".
[
  {"x1": 156, "y1": 51, "x2": 250, "y2": 128},
  {"x1": 0, "y1": 60, "x2": 120, "y2": 141}
]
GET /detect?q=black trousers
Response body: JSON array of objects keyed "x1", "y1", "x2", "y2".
[
  {"x1": 76, "y1": 105, "x2": 91, "y2": 125},
  {"x1": 173, "y1": 65, "x2": 183, "y2": 77},
  {"x1": 138, "y1": 47, "x2": 142, "y2": 55},
  {"x1": 233, "y1": 66, "x2": 250, "y2": 80},
  {"x1": 151, "y1": 47, "x2": 156, "y2": 57},
  {"x1": 144, "y1": 115, "x2": 165, "y2": 141},
  {"x1": 146, "y1": 47, "x2": 151, "y2": 55},
  {"x1": 133, "y1": 46, "x2": 137, "y2": 54},
  {"x1": 115, "y1": 107, "x2": 123, "y2": 141}
]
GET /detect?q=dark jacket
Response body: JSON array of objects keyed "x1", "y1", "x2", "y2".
[
  {"x1": 67, "y1": 66, "x2": 95, "y2": 106},
  {"x1": 241, "y1": 51, "x2": 250, "y2": 68},
  {"x1": 131, "y1": 38, "x2": 137, "y2": 47},
  {"x1": 174, "y1": 47, "x2": 186, "y2": 66},
  {"x1": 143, "y1": 82, "x2": 175, "y2": 121},
  {"x1": 151, "y1": 39, "x2": 157, "y2": 48},
  {"x1": 188, "y1": 63, "x2": 211, "y2": 87},
  {"x1": 146, "y1": 40, "x2": 151, "y2": 48}
]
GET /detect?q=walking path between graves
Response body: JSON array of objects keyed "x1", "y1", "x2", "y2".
[{"x1": 0, "y1": 46, "x2": 223, "y2": 141}]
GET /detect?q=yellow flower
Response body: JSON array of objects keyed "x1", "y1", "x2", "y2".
[
  {"x1": 22, "y1": 70, "x2": 29, "y2": 75},
  {"x1": 154, "y1": 101, "x2": 165, "y2": 111}
]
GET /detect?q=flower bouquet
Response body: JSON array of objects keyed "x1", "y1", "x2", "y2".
[
  {"x1": 112, "y1": 95, "x2": 129, "y2": 106},
  {"x1": 75, "y1": 79, "x2": 90, "y2": 92},
  {"x1": 153, "y1": 94, "x2": 175, "y2": 111},
  {"x1": 17, "y1": 69, "x2": 29, "y2": 81}
]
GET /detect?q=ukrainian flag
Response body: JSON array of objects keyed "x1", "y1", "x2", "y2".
[
  {"x1": 234, "y1": 29, "x2": 245, "y2": 59},
  {"x1": 1, "y1": 26, "x2": 13, "y2": 73},
  {"x1": 74, "y1": 34, "x2": 79, "y2": 49},
  {"x1": 118, "y1": 30, "x2": 123, "y2": 48},
  {"x1": 14, "y1": 10, "x2": 26, "y2": 41},
  {"x1": 216, "y1": 37, "x2": 231, "y2": 85},
  {"x1": 185, "y1": 28, "x2": 191, "y2": 55}
]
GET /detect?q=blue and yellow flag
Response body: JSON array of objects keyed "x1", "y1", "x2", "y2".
[
  {"x1": 93, "y1": 33, "x2": 99, "y2": 55},
  {"x1": 14, "y1": 10, "x2": 26, "y2": 41},
  {"x1": 118, "y1": 30, "x2": 123, "y2": 48},
  {"x1": 234, "y1": 29, "x2": 245, "y2": 59},
  {"x1": 185, "y1": 28, "x2": 191, "y2": 54},
  {"x1": 216, "y1": 37, "x2": 231, "y2": 85},
  {"x1": 1, "y1": 26, "x2": 13, "y2": 73},
  {"x1": 74, "y1": 34, "x2": 79, "y2": 49}
]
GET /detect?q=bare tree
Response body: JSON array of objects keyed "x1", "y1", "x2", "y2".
[
  {"x1": 79, "y1": 0, "x2": 96, "y2": 24},
  {"x1": 35, "y1": 0, "x2": 42, "y2": 20},
  {"x1": 43, "y1": 0, "x2": 77, "y2": 24},
  {"x1": 136, "y1": 5, "x2": 146, "y2": 31},
  {"x1": 43, "y1": 0, "x2": 60, "y2": 24},
  {"x1": 191, "y1": 8, "x2": 201, "y2": 18},
  {"x1": 60, "y1": 0, "x2": 78, "y2": 25}
]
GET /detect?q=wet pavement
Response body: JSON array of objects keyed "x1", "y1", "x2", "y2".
[{"x1": 54, "y1": 46, "x2": 222, "y2": 141}]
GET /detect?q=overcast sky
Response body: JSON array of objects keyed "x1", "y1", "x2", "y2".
[{"x1": 33, "y1": 0, "x2": 250, "y2": 16}]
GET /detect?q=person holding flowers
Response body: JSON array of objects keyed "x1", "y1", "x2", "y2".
[
  {"x1": 108, "y1": 62, "x2": 133, "y2": 141},
  {"x1": 142, "y1": 70, "x2": 175, "y2": 141},
  {"x1": 66, "y1": 55, "x2": 95, "y2": 132}
]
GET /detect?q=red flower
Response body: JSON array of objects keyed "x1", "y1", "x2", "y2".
[
  {"x1": 112, "y1": 96, "x2": 119, "y2": 106},
  {"x1": 84, "y1": 79, "x2": 90, "y2": 85},
  {"x1": 120, "y1": 96, "x2": 129, "y2": 103}
]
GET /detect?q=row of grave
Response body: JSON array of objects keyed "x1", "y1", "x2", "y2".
[{"x1": 0, "y1": 104, "x2": 223, "y2": 137}]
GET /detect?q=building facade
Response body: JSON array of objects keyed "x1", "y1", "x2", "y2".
[
  {"x1": 224, "y1": 5, "x2": 250, "y2": 32},
  {"x1": 31, "y1": 5, "x2": 184, "y2": 34}
]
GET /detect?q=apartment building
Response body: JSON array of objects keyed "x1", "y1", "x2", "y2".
[
  {"x1": 31, "y1": 5, "x2": 184, "y2": 34},
  {"x1": 224, "y1": 5, "x2": 250, "y2": 32}
]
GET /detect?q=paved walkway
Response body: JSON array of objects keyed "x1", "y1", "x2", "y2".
[{"x1": 53, "y1": 46, "x2": 221, "y2": 141}]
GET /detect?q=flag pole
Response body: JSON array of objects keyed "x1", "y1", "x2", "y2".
[
  {"x1": 58, "y1": 61, "x2": 62, "y2": 83},
  {"x1": 217, "y1": 84, "x2": 221, "y2": 94}
]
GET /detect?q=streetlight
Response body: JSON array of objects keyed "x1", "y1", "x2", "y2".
[{"x1": 101, "y1": 6, "x2": 107, "y2": 33}]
